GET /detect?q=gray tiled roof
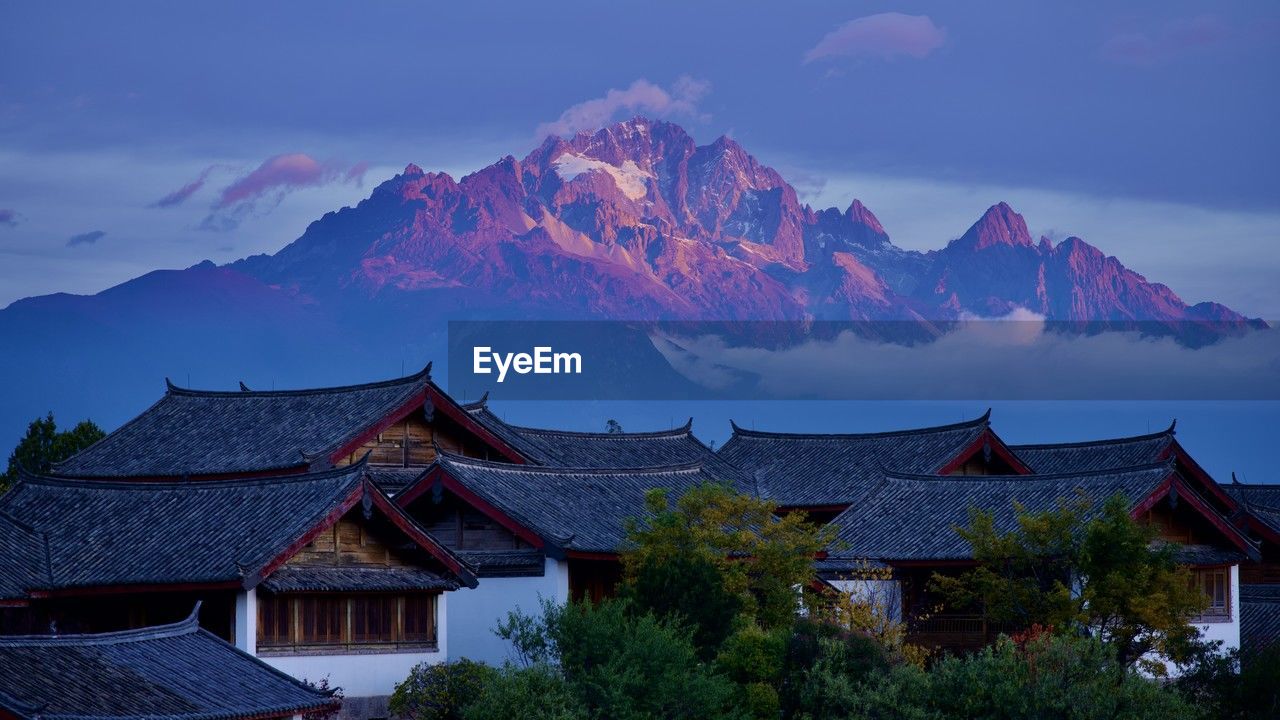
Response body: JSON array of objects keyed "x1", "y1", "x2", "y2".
[
  {"x1": 456, "y1": 549, "x2": 547, "y2": 577},
  {"x1": 1240, "y1": 584, "x2": 1280, "y2": 654},
  {"x1": 432, "y1": 453, "x2": 725, "y2": 555},
  {"x1": 0, "y1": 513, "x2": 44, "y2": 601},
  {"x1": 717, "y1": 412, "x2": 992, "y2": 507},
  {"x1": 0, "y1": 611, "x2": 332, "y2": 720},
  {"x1": 827, "y1": 463, "x2": 1176, "y2": 561},
  {"x1": 464, "y1": 402, "x2": 751, "y2": 487},
  {"x1": 1225, "y1": 483, "x2": 1280, "y2": 537},
  {"x1": 1010, "y1": 422, "x2": 1176, "y2": 474},
  {"x1": 368, "y1": 466, "x2": 430, "y2": 496},
  {"x1": 54, "y1": 366, "x2": 435, "y2": 478},
  {"x1": 260, "y1": 565, "x2": 456, "y2": 593},
  {"x1": 0, "y1": 461, "x2": 472, "y2": 599},
  {"x1": 1171, "y1": 544, "x2": 1248, "y2": 565}
]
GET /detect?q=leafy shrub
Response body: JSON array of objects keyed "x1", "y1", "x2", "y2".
[
  {"x1": 623, "y1": 549, "x2": 742, "y2": 656},
  {"x1": 925, "y1": 633, "x2": 1197, "y2": 720},
  {"x1": 495, "y1": 598, "x2": 743, "y2": 720},
  {"x1": 715, "y1": 624, "x2": 787, "y2": 718},
  {"x1": 389, "y1": 659, "x2": 495, "y2": 720},
  {"x1": 463, "y1": 663, "x2": 586, "y2": 720},
  {"x1": 780, "y1": 618, "x2": 889, "y2": 718},
  {"x1": 1175, "y1": 640, "x2": 1280, "y2": 719}
]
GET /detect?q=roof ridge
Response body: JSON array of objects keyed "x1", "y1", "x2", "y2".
[
  {"x1": 882, "y1": 459, "x2": 1176, "y2": 483},
  {"x1": 0, "y1": 611, "x2": 198, "y2": 646},
  {"x1": 509, "y1": 419, "x2": 694, "y2": 440},
  {"x1": 435, "y1": 449, "x2": 707, "y2": 475},
  {"x1": 164, "y1": 362, "x2": 432, "y2": 398},
  {"x1": 460, "y1": 390, "x2": 490, "y2": 411},
  {"x1": 1010, "y1": 421, "x2": 1177, "y2": 450},
  {"x1": 25, "y1": 458, "x2": 367, "y2": 491},
  {"x1": 727, "y1": 409, "x2": 990, "y2": 440}
]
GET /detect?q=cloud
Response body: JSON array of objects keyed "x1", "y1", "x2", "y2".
[
  {"x1": 151, "y1": 165, "x2": 218, "y2": 208},
  {"x1": 1101, "y1": 15, "x2": 1230, "y2": 67},
  {"x1": 200, "y1": 153, "x2": 368, "y2": 231},
  {"x1": 66, "y1": 230, "x2": 105, "y2": 247},
  {"x1": 536, "y1": 76, "x2": 711, "y2": 138},
  {"x1": 805, "y1": 13, "x2": 946, "y2": 63},
  {"x1": 0, "y1": 209, "x2": 18, "y2": 228},
  {"x1": 648, "y1": 317, "x2": 1280, "y2": 400}
]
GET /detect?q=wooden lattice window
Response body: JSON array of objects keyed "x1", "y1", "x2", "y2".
[{"x1": 258, "y1": 593, "x2": 438, "y2": 651}]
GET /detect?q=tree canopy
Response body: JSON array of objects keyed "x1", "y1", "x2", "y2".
[
  {"x1": 932, "y1": 492, "x2": 1208, "y2": 672},
  {"x1": 3, "y1": 412, "x2": 105, "y2": 490}
]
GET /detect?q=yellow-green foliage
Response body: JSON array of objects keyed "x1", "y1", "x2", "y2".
[{"x1": 933, "y1": 492, "x2": 1208, "y2": 672}]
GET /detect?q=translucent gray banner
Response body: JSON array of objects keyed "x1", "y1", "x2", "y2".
[{"x1": 446, "y1": 320, "x2": 1280, "y2": 400}]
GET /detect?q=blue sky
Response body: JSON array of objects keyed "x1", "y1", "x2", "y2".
[{"x1": 1, "y1": 1, "x2": 1277, "y2": 315}]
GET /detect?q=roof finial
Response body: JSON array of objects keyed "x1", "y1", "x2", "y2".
[
  {"x1": 238, "y1": 380, "x2": 251, "y2": 392},
  {"x1": 1167, "y1": 418, "x2": 1177, "y2": 434},
  {"x1": 1231, "y1": 471, "x2": 1239, "y2": 485}
]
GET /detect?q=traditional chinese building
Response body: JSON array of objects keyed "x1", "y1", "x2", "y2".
[
  {"x1": 0, "y1": 609, "x2": 335, "y2": 720},
  {"x1": 0, "y1": 460, "x2": 474, "y2": 717}
]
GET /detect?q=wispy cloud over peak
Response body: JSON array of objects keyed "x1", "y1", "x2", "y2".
[
  {"x1": 537, "y1": 76, "x2": 711, "y2": 138},
  {"x1": 805, "y1": 13, "x2": 946, "y2": 63},
  {"x1": 66, "y1": 229, "x2": 105, "y2": 247},
  {"x1": 1101, "y1": 15, "x2": 1230, "y2": 67},
  {"x1": 151, "y1": 165, "x2": 219, "y2": 208},
  {"x1": 199, "y1": 153, "x2": 368, "y2": 231}
]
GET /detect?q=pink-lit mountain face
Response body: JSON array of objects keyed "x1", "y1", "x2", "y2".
[
  {"x1": 0, "y1": 117, "x2": 1264, "y2": 451},
  {"x1": 231, "y1": 118, "x2": 1259, "y2": 329}
]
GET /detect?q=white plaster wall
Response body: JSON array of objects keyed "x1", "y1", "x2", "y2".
[
  {"x1": 1193, "y1": 564, "x2": 1240, "y2": 654},
  {"x1": 234, "y1": 588, "x2": 257, "y2": 654},
  {"x1": 233, "y1": 588, "x2": 451, "y2": 698},
  {"x1": 446, "y1": 557, "x2": 571, "y2": 665},
  {"x1": 1144, "y1": 564, "x2": 1241, "y2": 678},
  {"x1": 827, "y1": 578, "x2": 903, "y2": 622},
  {"x1": 263, "y1": 649, "x2": 445, "y2": 698}
]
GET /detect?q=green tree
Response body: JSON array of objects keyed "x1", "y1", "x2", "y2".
[
  {"x1": 605, "y1": 419, "x2": 624, "y2": 434},
  {"x1": 389, "y1": 659, "x2": 495, "y2": 720},
  {"x1": 925, "y1": 633, "x2": 1197, "y2": 720},
  {"x1": 463, "y1": 663, "x2": 586, "y2": 720},
  {"x1": 494, "y1": 598, "x2": 743, "y2": 720},
  {"x1": 623, "y1": 484, "x2": 832, "y2": 634},
  {"x1": 933, "y1": 492, "x2": 1207, "y2": 672},
  {"x1": 4, "y1": 412, "x2": 105, "y2": 490}
]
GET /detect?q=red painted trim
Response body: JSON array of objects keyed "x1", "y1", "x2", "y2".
[
  {"x1": 0, "y1": 598, "x2": 30, "y2": 607},
  {"x1": 1163, "y1": 440, "x2": 1238, "y2": 512},
  {"x1": 1130, "y1": 475, "x2": 1175, "y2": 517},
  {"x1": 565, "y1": 551, "x2": 618, "y2": 561},
  {"x1": 364, "y1": 483, "x2": 476, "y2": 586},
  {"x1": 326, "y1": 386, "x2": 528, "y2": 466},
  {"x1": 1243, "y1": 515, "x2": 1280, "y2": 545},
  {"x1": 1168, "y1": 478, "x2": 1257, "y2": 556},
  {"x1": 425, "y1": 385, "x2": 527, "y2": 463},
  {"x1": 251, "y1": 484, "x2": 365, "y2": 585},
  {"x1": 1131, "y1": 474, "x2": 1257, "y2": 557},
  {"x1": 328, "y1": 391, "x2": 432, "y2": 464},
  {"x1": 400, "y1": 466, "x2": 550, "y2": 553},
  {"x1": 937, "y1": 428, "x2": 1033, "y2": 476},
  {"x1": 26, "y1": 580, "x2": 242, "y2": 599}
]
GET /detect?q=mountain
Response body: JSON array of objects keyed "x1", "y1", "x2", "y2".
[{"x1": 0, "y1": 117, "x2": 1264, "y2": 447}]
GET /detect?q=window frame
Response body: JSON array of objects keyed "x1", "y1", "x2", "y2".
[
  {"x1": 1190, "y1": 567, "x2": 1232, "y2": 624},
  {"x1": 256, "y1": 592, "x2": 439, "y2": 655}
]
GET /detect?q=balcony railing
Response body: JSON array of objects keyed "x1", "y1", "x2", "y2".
[{"x1": 906, "y1": 614, "x2": 1022, "y2": 652}]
